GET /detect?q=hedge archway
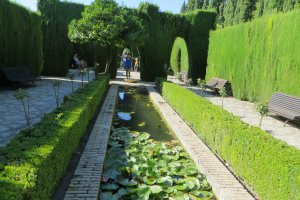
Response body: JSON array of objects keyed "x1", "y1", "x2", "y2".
[{"x1": 170, "y1": 37, "x2": 190, "y2": 75}]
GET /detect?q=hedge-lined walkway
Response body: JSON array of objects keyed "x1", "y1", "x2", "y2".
[
  {"x1": 0, "y1": 69, "x2": 95, "y2": 147},
  {"x1": 168, "y1": 77, "x2": 300, "y2": 150}
]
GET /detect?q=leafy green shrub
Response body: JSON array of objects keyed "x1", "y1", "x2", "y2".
[
  {"x1": 0, "y1": 0, "x2": 43, "y2": 76},
  {"x1": 157, "y1": 80, "x2": 300, "y2": 200},
  {"x1": 206, "y1": 9, "x2": 300, "y2": 101},
  {"x1": 0, "y1": 75, "x2": 109, "y2": 200}
]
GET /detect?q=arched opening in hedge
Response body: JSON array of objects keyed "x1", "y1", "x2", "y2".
[{"x1": 170, "y1": 37, "x2": 190, "y2": 77}]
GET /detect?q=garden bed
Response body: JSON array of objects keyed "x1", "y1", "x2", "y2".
[{"x1": 0, "y1": 75, "x2": 109, "y2": 200}]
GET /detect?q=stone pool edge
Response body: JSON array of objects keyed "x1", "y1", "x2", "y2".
[
  {"x1": 64, "y1": 85, "x2": 118, "y2": 200},
  {"x1": 147, "y1": 85, "x2": 255, "y2": 200}
]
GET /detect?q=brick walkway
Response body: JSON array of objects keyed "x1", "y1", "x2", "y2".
[{"x1": 64, "y1": 85, "x2": 118, "y2": 200}]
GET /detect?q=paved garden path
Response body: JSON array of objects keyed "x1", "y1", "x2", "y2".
[{"x1": 0, "y1": 69, "x2": 95, "y2": 147}]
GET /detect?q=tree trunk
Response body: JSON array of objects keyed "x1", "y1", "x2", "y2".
[{"x1": 105, "y1": 46, "x2": 113, "y2": 74}]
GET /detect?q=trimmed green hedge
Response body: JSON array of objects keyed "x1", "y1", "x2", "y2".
[
  {"x1": 157, "y1": 80, "x2": 300, "y2": 200},
  {"x1": 206, "y1": 9, "x2": 300, "y2": 101},
  {"x1": 170, "y1": 37, "x2": 190, "y2": 74},
  {"x1": 0, "y1": 75, "x2": 109, "y2": 200},
  {"x1": 138, "y1": 3, "x2": 216, "y2": 81},
  {"x1": 0, "y1": 0, "x2": 43, "y2": 76}
]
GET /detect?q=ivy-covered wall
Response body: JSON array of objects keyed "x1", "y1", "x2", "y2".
[{"x1": 0, "y1": 0, "x2": 43, "y2": 76}]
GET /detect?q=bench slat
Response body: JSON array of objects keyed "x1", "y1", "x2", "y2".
[{"x1": 269, "y1": 92, "x2": 300, "y2": 120}]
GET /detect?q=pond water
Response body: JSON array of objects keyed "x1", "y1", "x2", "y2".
[
  {"x1": 117, "y1": 86, "x2": 174, "y2": 141},
  {"x1": 99, "y1": 86, "x2": 214, "y2": 200}
]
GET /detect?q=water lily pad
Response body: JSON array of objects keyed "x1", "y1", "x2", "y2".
[
  {"x1": 99, "y1": 192, "x2": 113, "y2": 200},
  {"x1": 190, "y1": 190, "x2": 214, "y2": 198},
  {"x1": 117, "y1": 177, "x2": 138, "y2": 186},
  {"x1": 143, "y1": 176, "x2": 156, "y2": 185},
  {"x1": 138, "y1": 122, "x2": 146, "y2": 127},
  {"x1": 149, "y1": 185, "x2": 163, "y2": 194},
  {"x1": 164, "y1": 186, "x2": 177, "y2": 194},
  {"x1": 157, "y1": 176, "x2": 173, "y2": 187},
  {"x1": 100, "y1": 183, "x2": 119, "y2": 191},
  {"x1": 117, "y1": 188, "x2": 128, "y2": 196},
  {"x1": 136, "y1": 132, "x2": 150, "y2": 142},
  {"x1": 174, "y1": 183, "x2": 188, "y2": 191},
  {"x1": 168, "y1": 161, "x2": 182, "y2": 168},
  {"x1": 170, "y1": 191, "x2": 190, "y2": 200},
  {"x1": 137, "y1": 185, "x2": 151, "y2": 200}
]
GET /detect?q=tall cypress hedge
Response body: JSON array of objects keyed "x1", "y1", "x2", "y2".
[
  {"x1": 138, "y1": 4, "x2": 216, "y2": 81},
  {"x1": 0, "y1": 0, "x2": 43, "y2": 76},
  {"x1": 39, "y1": 0, "x2": 117, "y2": 77},
  {"x1": 206, "y1": 9, "x2": 300, "y2": 101},
  {"x1": 184, "y1": 10, "x2": 216, "y2": 80}
]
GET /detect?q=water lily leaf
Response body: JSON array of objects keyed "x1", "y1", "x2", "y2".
[
  {"x1": 137, "y1": 185, "x2": 151, "y2": 200},
  {"x1": 168, "y1": 161, "x2": 182, "y2": 168},
  {"x1": 174, "y1": 177, "x2": 185, "y2": 184},
  {"x1": 136, "y1": 132, "x2": 150, "y2": 142},
  {"x1": 190, "y1": 190, "x2": 214, "y2": 198},
  {"x1": 117, "y1": 177, "x2": 138, "y2": 186},
  {"x1": 103, "y1": 168, "x2": 122, "y2": 180},
  {"x1": 149, "y1": 185, "x2": 163, "y2": 194},
  {"x1": 170, "y1": 191, "x2": 189, "y2": 200},
  {"x1": 174, "y1": 183, "x2": 188, "y2": 191},
  {"x1": 143, "y1": 176, "x2": 156, "y2": 185},
  {"x1": 138, "y1": 122, "x2": 146, "y2": 127},
  {"x1": 157, "y1": 176, "x2": 173, "y2": 187},
  {"x1": 185, "y1": 167, "x2": 199, "y2": 176},
  {"x1": 163, "y1": 186, "x2": 177, "y2": 194},
  {"x1": 99, "y1": 192, "x2": 113, "y2": 200},
  {"x1": 101, "y1": 183, "x2": 119, "y2": 191},
  {"x1": 117, "y1": 188, "x2": 128, "y2": 196}
]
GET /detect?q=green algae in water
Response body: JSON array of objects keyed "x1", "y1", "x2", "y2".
[{"x1": 117, "y1": 86, "x2": 174, "y2": 141}]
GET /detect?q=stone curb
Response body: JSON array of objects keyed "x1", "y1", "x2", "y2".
[
  {"x1": 147, "y1": 86, "x2": 255, "y2": 200},
  {"x1": 64, "y1": 85, "x2": 118, "y2": 200}
]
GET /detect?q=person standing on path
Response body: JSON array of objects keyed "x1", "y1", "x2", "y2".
[
  {"x1": 124, "y1": 53, "x2": 132, "y2": 79},
  {"x1": 134, "y1": 58, "x2": 139, "y2": 71}
]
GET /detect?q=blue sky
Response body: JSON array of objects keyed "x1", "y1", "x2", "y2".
[{"x1": 12, "y1": 0, "x2": 185, "y2": 14}]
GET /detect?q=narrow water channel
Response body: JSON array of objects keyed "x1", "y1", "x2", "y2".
[
  {"x1": 117, "y1": 86, "x2": 174, "y2": 141},
  {"x1": 99, "y1": 86, "x2": 214, "y2": 200}
]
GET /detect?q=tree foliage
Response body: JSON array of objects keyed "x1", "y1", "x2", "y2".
[{"x1": 68, "y1": 0, "x2": 147, "y2": 48}]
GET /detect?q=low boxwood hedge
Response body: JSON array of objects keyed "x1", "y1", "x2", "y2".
[
  {"x1": 157, "y1": 80, "x2": 300, "y2": 200},
  {"x1": 0, "y1": 75, "x2": 109, "y2": 200}
]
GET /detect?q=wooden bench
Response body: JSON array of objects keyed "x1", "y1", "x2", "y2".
[
  {"x1": 269, "y1": 92, "x2": 300, "y2": 123},
  {"x1": 0, "y1": 66, "x2": 35, "y2": 85},
  {"x1": 204, "y1": 77, "x2": 231, "y2": 94}
]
